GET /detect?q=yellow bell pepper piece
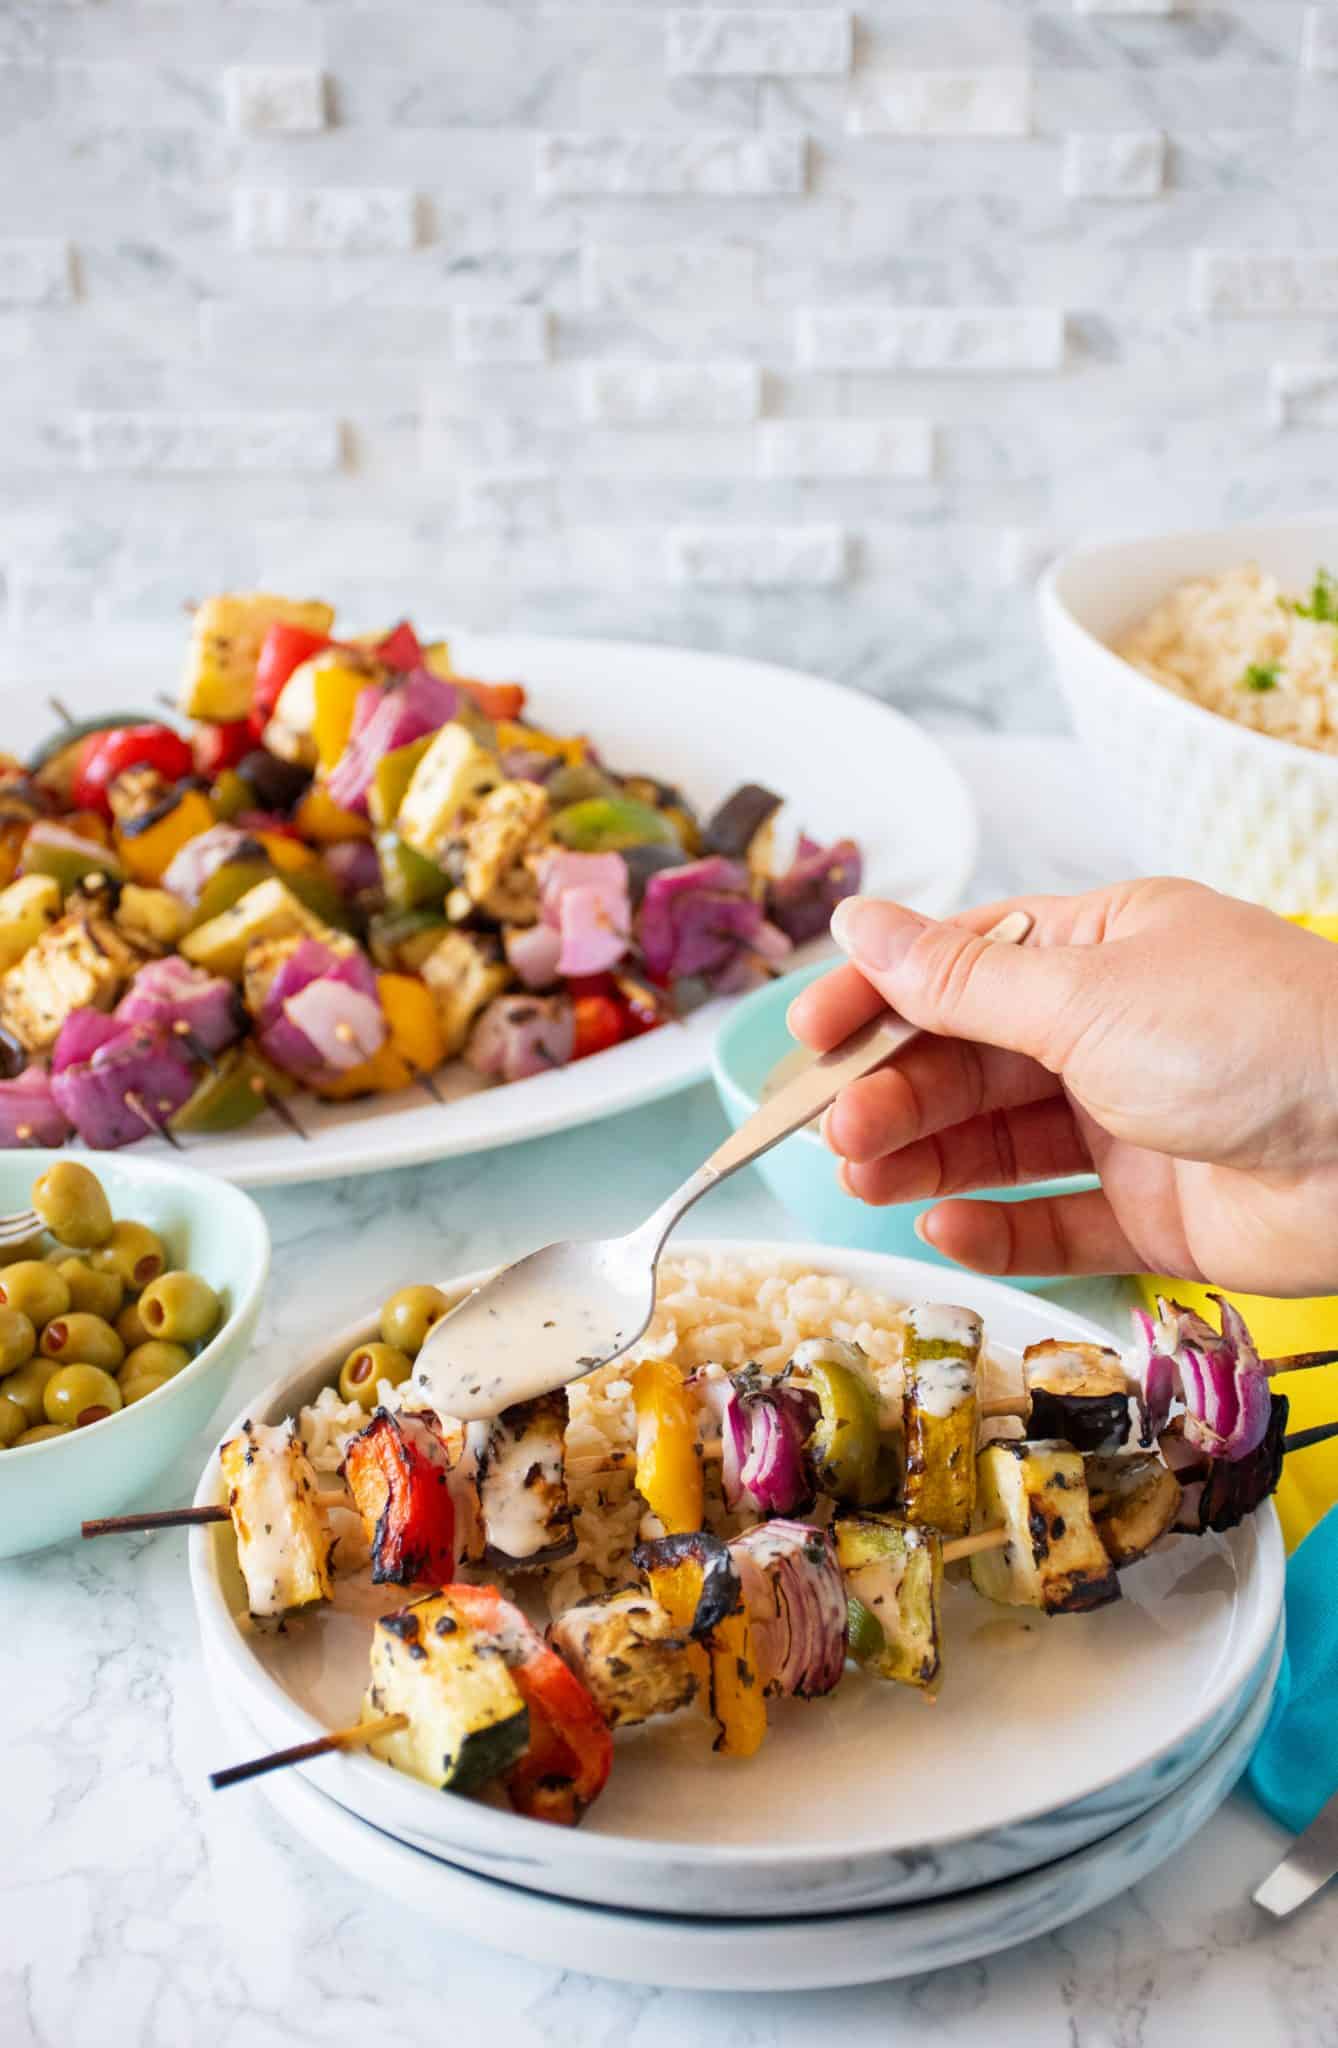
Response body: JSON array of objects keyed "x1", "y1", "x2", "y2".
[
  {"x1": 494, "y1": 720, "x2": 587, "y2": 770},
  {"x1": 643, "y1": 1558, "x2": 710, "y2": 1690},
  {"x1": 312, "y1": 973, "x2": 447, "y2": 1101},
  {"x1": 254, "y1": 832, "x2": 319, "y2": 876},
  {"x1": 293, "y1": 786, "x2": 373, "y2": 844},
  {"x1": 632, "y1": 1357, "x2": 703, "y2": 1536},
  {"x1": 312, "y1": 660, "x2": 371, "y2": 775},
  {"x1": 114, "y1": 790, "x2": 215, "y2": 887},
  {"x1": 422, "y1": 640, "x2": 452, "y2": 679},
  {"x1": 643, "y1": 1555, "x2": 765, "y2": 1757}
]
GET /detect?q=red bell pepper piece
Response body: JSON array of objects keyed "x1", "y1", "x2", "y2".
[
  {"x1": 571, "y1": 992, "x2": 626, "y2": 1061},
  {"x1": 342, "y1": 1410, "x2": 456, "y2": 1587},
  {"x1": 71, "y1": 723, "x2": 196, "y2": 818},
  {"x1": 375, "y1": 621, "x2": 425, "y2": 673},
  {"x1": 456, "y1": 677, "x2": 527, "y2": 721},
  {"x1": 445, "y1": 1584, "x2": 613, "y2": 1826},
  {"x1": 193, "y1": 720, "x2": 255, "y2": 779},
  {"x1": 252, "y1": 621, "x2": 332, "y2": 725}
]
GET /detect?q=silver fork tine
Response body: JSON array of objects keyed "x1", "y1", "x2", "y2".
[{"x1": 0, "y1": 1208, "x2": 41, "y2": 1242}]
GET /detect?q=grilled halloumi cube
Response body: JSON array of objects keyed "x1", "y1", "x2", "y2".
[
  {"x1": 180, "y1": 594, "x2": 334, "y2": 724},
  {"x1": 418, "y1": 929, "x2": 510, "y2": 1054},
  {"x1": 902, "y1": 1304, "x2": 983, "y2": 1539},
  {"x1": 0, "y1": 873, "x2": 61, "y2": 972},
  {"x1": 835, "y1": 1511, "x2": 943, "y2": 1689},
  {"x1": 475, "y1": 1391, "x2": 574, "y2": 1569},
  {"x1": 549, "y1": 1592, "x2": 700, "y2": 1729},
  {"x1": 970, "y1": 1440, "x2": 1120, "y2": 1614},
  {"x1": 0, "y1": 909, "x2": 138, "y2": 1054},
  {"x1": 1085, "y1": 1453, "x2": 1182, "y2": 1567},
  {"x1": 460, "y1": 780, "x2": 548, "y2": 921},
  {"x1": 180, "y1": 877, "x2": 341, "y2": 981},
  {"x1": 397, "y1": 725, "x2": 501, "y2": 866},
  {"x1": 114, "y1": 884, "x2": 191, "y2": 955},
  {"x1": 364, "y1": 1590, "x2": 530, "y2": 1794},
  {"x1": 218, "y1": 1419, "x2": 333, "y2": 1620},
  {"x1": 1024, "y1": 1340, "x2": 1133, "y2": 1454}
]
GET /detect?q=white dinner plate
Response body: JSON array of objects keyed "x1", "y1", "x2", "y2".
[
  {"x1": 209, "y1": 1626, "x2": 1282, "y2": 1992},
  {"x1": 5, "y1": 632, "x2": 977, "y2": 1185},
  {"x1": 189, "y1": 1243, "x2": 1285, "y2": 1918}
]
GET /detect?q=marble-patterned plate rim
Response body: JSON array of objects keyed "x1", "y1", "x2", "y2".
[
  {"x1": 2, "y1": 632, "x2": 977, "y2": 1187},
  {"x1": 208, "y1": 1627, "x2": 1282, "y2": 1993},
  {"x1": 190, "y1": 1241, "x2": 1285, "y2": 1902}
]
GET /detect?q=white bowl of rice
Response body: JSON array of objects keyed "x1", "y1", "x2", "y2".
[{"x1": 1040, "y1": 518, "x2": 1338, "y2": 910}]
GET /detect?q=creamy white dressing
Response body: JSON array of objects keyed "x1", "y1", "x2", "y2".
[
  {"x1": 909, "y1": 1356, "x2": 974, "y2": 1419},
  {"x1": 222, "y1": 1420, "x2": 329, "y2": 1620},
  {"x1": 479, "y1": 1406, "x2": 567, "y2": 1562},
  {"x1": 906, "y1": 1304, "x2": 983, "y2": 1353}
]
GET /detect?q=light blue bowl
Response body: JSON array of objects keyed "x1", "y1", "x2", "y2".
[
  {"x1": 0, "y1": 1150, "x2": 269, "y2": 1559},
  {"x1": 712, "y1": 963, "x2": 1097, "y2": 1293}
]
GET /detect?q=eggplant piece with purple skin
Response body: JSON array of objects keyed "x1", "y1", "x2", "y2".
[
  {"x1": 1023, "y1": 1339, "x2": 1135, "y2": 1455},
  {"x1": 702, "y1": 783, "x2": 782, "y2": 864},
  {"x1": 475, "y1": 1391, "x2": 576, "y2": 1570},
  {"x1": 631, "y1": 1530, "x2": 742, "y2": 1639},
  {"x1": 1161, "y1": 1393, "x2": 1289, "y2": 1536},
  {"x1": 1084, "y1": 1452, "x2": 1183, "y2": 1567}
]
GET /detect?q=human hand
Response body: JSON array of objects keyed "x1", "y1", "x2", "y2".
[{"x1": 787, "y1": 879, "x2": 1338, "y2": 1294}]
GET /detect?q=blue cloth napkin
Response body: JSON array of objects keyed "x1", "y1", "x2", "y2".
[{"x1": 1247, "y1": 1505, "x2": 1338, "y2": 1834}]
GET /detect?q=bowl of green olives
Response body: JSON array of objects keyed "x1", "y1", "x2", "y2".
[{"x1": 0, "y1": 1152, "x2": 269, "y2": 1559}]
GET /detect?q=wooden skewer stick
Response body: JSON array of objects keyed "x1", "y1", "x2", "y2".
[
  {"x1": 47, "y1": 695, "x2": 75, "y2": 727},
  {"x1": 416, "y1": 1069, "x2": 446, "y2": 1105},
  {"x1": 1282, "y1": 1419, "x2": 1338, "y2": 1456},
  {"x1": 941, "y1": 1526, "x2": 1010, "y2": 1564},
  {"x1": 1269, "y1": 1350, "x2": 1338, "y2": 1375},
  {"x1": 123, "y1": 1090, "x2": 184, "y2": 1151},
  {"x1": 247, "y1": 1073, "x2": 309, "y2": 1141},
  {"x1": 82, "y1": 1490, "x2": 349, "y2": 1539},
  {"x1": 171, "y1": 1018, "x2": 219, "y2": 1073},
  {"x1": 210, "y1": 1712, "x2": 408, "y2": 1792}
]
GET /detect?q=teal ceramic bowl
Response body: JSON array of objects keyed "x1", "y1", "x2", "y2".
[
  {"x1": 0, "y1": 1150, "x2": 269, "y2": 1560},
  {"x1": 712, "y1": 964, "x2": 1098, "y2": 1293}
]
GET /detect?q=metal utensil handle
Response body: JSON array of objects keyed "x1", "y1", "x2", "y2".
[{"x1": 635, "y1": 906, "x2": 1034, "y2": 1253}]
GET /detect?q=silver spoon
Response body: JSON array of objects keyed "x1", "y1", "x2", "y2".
[{"x1": 414, "y1": 909, "x2": 1034, "y2": 1421}]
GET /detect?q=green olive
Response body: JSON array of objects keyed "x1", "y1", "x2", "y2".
[
  {"x1": 0, "y1": 1260, "x2": 70, "y2": 1329},
  {"x1": 43, "y1": 1363, "x2": 123, "y2": 1429},
  {"x1": 338, "y1": 1341, "x2": 413, "y2": 1410},
  {"x1": 0, "y1": 1225, "x2": 45, "y2": 1267},
  {"x1": 120, "y1": 1340, "x2": 190, "y2": 1384},
  {"x1": 31, "y1": 1160, "x2": 114, "y2": 1249},
  {"x1": 379, "y1": 1284, "x2": 450, "y2": 1357},
  {"x1": 16, "y1": 1423, "x2": 71, "y2": 1445},
  {"x1": 90, "y1": 1221, "x2": 166, "y2": 1294},
  {"x1": 0, "y1": 1306, "x2": 34, "y2": 1373},
  {"x1": 118, "y1": 1371, "x2": 167, "y2": 1407},
  {"x1": 115, "y1": 1299, "x2": 150, "y2": 1350},
  {"x1": 138, "y1": 1271, "x2": 220, "y2": 1345},
  {"x1": 40, "y1": 1313, "x2": 125, "y2": 1372},
  {"x1": 0, "y1": 1394, "x2": 26, "y2": 1446},
  {"x1": 1, "y1": 1358, "x2": 56, "y2": 1423},
  {"x1": 49, "y1": 1257, "x2": 123, "y2": 1321}
]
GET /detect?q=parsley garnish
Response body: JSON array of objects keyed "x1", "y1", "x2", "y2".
[
  {"x1": 1241, "y1": 663, "x2": 1279, "y2": 692},
  {"x1": 1285, "y1": 567, "x2": 1338, "y2": 624}
]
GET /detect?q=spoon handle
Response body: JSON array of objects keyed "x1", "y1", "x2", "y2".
[{"x1": 634, "y1": 908, "x2": 1033, "y2": 1253}]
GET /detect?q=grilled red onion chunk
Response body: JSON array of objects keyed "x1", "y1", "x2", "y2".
[
  {"x1": 0, "y1": 1065, "x2": 70, "y2": 1148},
  {"x1": 117, "y1": 956, "x2": 242, "y2": 1055},
  {"x1": 1132, "y1": 1294, "x2": 1271, "y2": 1462},
  {"x1": 730, "y1": 1520, "x2": 847, "y2": 1699},
  {"x1": 693, "y1": 1364, "x2": 816, "y2": 1516}
]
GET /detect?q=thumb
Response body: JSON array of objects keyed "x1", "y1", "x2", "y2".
[{"x1": 828, "y1": 897, "x2": 1094, "y2": 1070}]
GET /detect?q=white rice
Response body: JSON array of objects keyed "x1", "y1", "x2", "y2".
[{"x1": 1120, "y1": 561, "x2": 1338, "y2": 753}]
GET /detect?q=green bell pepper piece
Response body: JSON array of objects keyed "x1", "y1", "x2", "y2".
[
  {"x1": 368, "y1": 735, "x2": 434, "y2": 833},
  {"x1": 551, "y1": 797, "x2": 679, "y2": 853},
  {"x1": 787, "y1": 1350, "x2": 886, "y2": 1506},
  {"x1": 170, "y1": 1044, "x2": 294, "y2": 1135},
  {"x1": 846, "y1": 1595, "x2": 886, "y2": 1664},
  {"x1": 188, "y1": 858, "x2": 275, "y2": 930},
  {"x1": 210, "y1": 769, "x2": 254, "y2": 823},
  {"x1": 21, "y1": 825, "x2": 123, "y2": 895},
  {"x1": 376, "y1": 831, "x2": 450, "y2": 913}
]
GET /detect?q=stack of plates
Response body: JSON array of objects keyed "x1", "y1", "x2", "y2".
[{"x1": 190, "y1": 1246, "x2": 1285, "y2": 1992}]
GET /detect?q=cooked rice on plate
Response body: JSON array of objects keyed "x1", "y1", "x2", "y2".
[{"x1": 1119, "y1": 562, "x2": 1338, "y2": 753}]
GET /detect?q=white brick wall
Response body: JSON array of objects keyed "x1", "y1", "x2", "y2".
[
  {"x1": 1073, "y1": 0, "x2": 1176, "y2": 13},
  {"x1": 582, "y1": 242, "x2": 758, "y2": 312},
  {"x1": 1193, "y1": 251, "x2": 1338, "y2": 316},
  {"x1": 849, "y1": 71, "x2": 1030, "y2": 138},
  {"x1": 797, "y1": 308, "x2": 1066, "y2": 373},
  {"x1": 1302, "y1": 8, "x2": 1338, "y2": 71},
  {"x1": 667, "y1": 525, "x2": 848, "y2": 586},
  {"x1": 666, "y1": 11, "x2": 851, "y2": 78},
  {"x1": 536, "y1": 133, "x2": 806, "y2": 198},
  {"x1": 0, "y1": 241, "x2": 73, "y2": 306},
  {"x1": 453, "y1": 307, "x2": 550, "y2": 367},
  {"x1": 582, "y1": 362, "x2": 762, "y2": 427},
  {"x1": 234, "y1": 188, "x2": 419, "y2": 255},
  {"x1": 458, "y1": 470, "x2": 557, "y2": 530},
  {"x1": 1062, "y1": 132, "x2": 1165, "y2": 201},
  {"x1": 223, "y1": 67, "x2": 326, "y2": 134},
  {"x1": 1269, "y1": 363, "x2": 1338, "y2": 428},
  {"x1": 759, "y1": 419, "x2": 934, "y2": 479},
  {"x1": 78, "y1": 413, "x2": 344, "y2": 473}
]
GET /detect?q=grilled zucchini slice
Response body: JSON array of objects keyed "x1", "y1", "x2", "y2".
[
  {"x1": 1023, "y1": 1339, "x2": 1133, "y2": 1453},
  {"x1": 970, "y1": 1440, "x2": 1120, "y2": 1614},
  {"x1": 835, "y1": 1510, "x2": 943, "y2": 1688},
  {"x1": 365, "y1": 1590, "x2": 529, "y2": 1794},
  {"x1": 902, "y1": 1304, "x2": 983, "y2": 1539},
  {"x1": 180, "y1": 876, "x2": 340, "y2": 980},
  {"x1": 1085, "y1": 1452, "x2": 1182, "y2": 1567},
  {"x1": 548, "y1": 1592, "x2": 700, "y2": 1729},
  {"x1": 180, "y1": 594, "x2": 334, "y2": 723},
  {"x1": 397, "y1": 725, "x2": 501, "y2": 866}
]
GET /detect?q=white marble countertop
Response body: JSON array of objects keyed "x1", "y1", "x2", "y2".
[{"x1": 3, "y1": 737, "x2": 1332, "y2": 2048}]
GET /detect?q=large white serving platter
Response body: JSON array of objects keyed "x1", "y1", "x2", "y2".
[
  {"x1": 210, "y1": 1625, "x2": 1282, "y2": 1991},
  {"x1": 2, "y1": 632, "x2": 977, "y2": 1186},
  {"x1": 190, "y1": 1243, "x2": 1284, "y2": 1918}
]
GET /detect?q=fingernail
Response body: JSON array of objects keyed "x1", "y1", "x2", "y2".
[
  {"x1": 829, "y1": 898, "x2": 924, "y2": 973},
  {"x1": 913, "y1": 1208, "x2": 935, "y2": 1246},
  {"x1": 837, "y1": 1159, "x2": 857, "y2": 1198}
]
